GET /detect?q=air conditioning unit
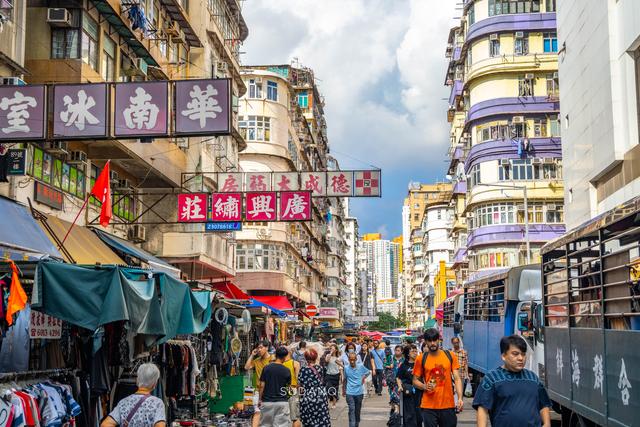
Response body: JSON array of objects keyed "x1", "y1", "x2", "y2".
[
  {"x1": 553, "y1": 71, "x2": 559, "y2": 79},
  {"x1": 254, "y1": 77, "x2": 263, "y2": 83},
  {"x1": 500, "y1": 159, "x2": 511, "y2": 166},
  {"x1": 525, "y1": 73, "x2": 535, "y2": 80},
  {"x1": 134, "y1": 58, "x2": 148, "y2": 76},
  {"x1": 47, "y1": 8, "x2": 71, "y2": 27},
  {"x1": 489, "y1": 34, "x2": 499, "y2": 41},
  {"x1": 547, "y1": 204, "x2": 557, "y2": 211},
  {"x1": 68, "y1": 150, "x2": 87, "y2": 166},
  {"x1": 171, "y1": 32, "x2": 185, "y2": 45},
  {"x1": 128, "y1": 225, "x2": 146, "y2": 243},
  {"x1": 512, "y1": 116, "x2": 525, "y2": 124},
  {"x1": 466, "y1": 212, "x2": 474, "y2": 218},
  {"x1": 0, "y1": 77, "x2": 26, "y2": 86},
  {"x1": 516, "y1": 204, "x2": 525, "y2": 211},
  {"x1": 515, "y1": 31, "x2": 525, "y2": 38},
  {"x1": 543, "y1": 157, "x2": 555, "y2": 164},
  {"x1": 109, "y1": 170, "x2": 119, "y2": 183},
  {"x1": 165, "y1": 21, "x2": 179, "y2": 36},
  {"x1": 46, "y1": 141, "x2": 68, "y2": 155},
  {"x1": 519, "y1": 244, "x2": 528, "y2": 252},
  {"x1": 217, "y1": 61, "x2": 228, "y2": 72},
  {"x1": 532, "y1": 158, "x2": 542, "y2": 165},
  {"x1": 116, "y1": 179, "x2": 131, "y2": 190}
]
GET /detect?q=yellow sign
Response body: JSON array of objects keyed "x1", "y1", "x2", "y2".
[{"x1": 630, "y1": 258, "x2": 640, "y2": 282}]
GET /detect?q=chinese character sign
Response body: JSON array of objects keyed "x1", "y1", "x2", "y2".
[
  {"x1": 175, "y1": 79, "x2": 230, "y2": 135},
  {"x1": 246, "y1": 172, "x2": 271, "y2": 191},
  {"x1": 0, "y1": 85, "x2": 46, "y2": 140},
  {"x1": 211, "y1": 193, "x2": 242, "y2": 221},
  {"x1": 218, "y1": 172, "x2": 243, "y2": 192},
  {"x1": 354, "y1": 170, "x2": 381, "y2": 197},
  {"x1": 279, "y1": 191, "x2": 311, "y2": 221},
  {"x1": 301, "y1": 172, "x2": 326, "y2": 196},
  {"x1": 53, "y1": 83, "x2": 108, "y2": 138},
  {"x1": 327, "y1": 171, "x2": 354, "y2": 196},
  {"x1": 30, "y1": 310, "x2": 62, "y2": 339},
  {"x1": 245, "y1": 192, "x2": 277, "y2": 221},
  {"x1": 114, "y1": 82, "x2": 168, "y2": 137},
  {"x1": 178, "y1": 193, "x2": 207, "y2": 222},
  {"x1": 274, "y1": 172, "x2": 300, "y2": 191}
]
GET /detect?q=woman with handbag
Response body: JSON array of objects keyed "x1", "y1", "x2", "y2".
[
  {"x1": 298, "y1": 349, "x2": 331, "y2": 427},
  {"x1": 396, "y1": 345, "x2": 422, "y2": 427},
  {"x1": 101, "y1": 363, "x2": 166, "y2": 427},
  {"x1": 323, "y1": 344, "x2": 343, "y2": 409}
]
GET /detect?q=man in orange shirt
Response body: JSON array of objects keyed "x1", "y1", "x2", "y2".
[{"x1": 413, "y1": 328, "x2": 464, "y2": 427}]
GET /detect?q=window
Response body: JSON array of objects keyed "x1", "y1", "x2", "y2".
[
  {"x1": 546, "y1": 204, "x2": 563, "y2": 223},
  {"x1": 413, "y1": 244, "x2": 422, "y2": 253},
  {"x1": 467, "y1": 49, "x2": 472, "y2": 66},
  {"x1": 51, "y1": 9, "x2": 80, "y2": 59},
  {"x1": 248, "y1": 79, "x2": 262, "y2": 98},
  {"x1": 266, "y1": 81, "x2": 278, "y2": 101},
  {"x1": 437, "y1": 210, "x2": 442, "y2": 220},
  {"x1": 238, "y1": 115, "x2": 271, "y2": 141},
  {"x1": 469, "y1": 164, "x2": 481, "y2": 187},
  {"x1": 514, "y1": 34, "x2": 529, "y2": 55},
  {"x1": 297, "y1": 91, "x2": 309, "y2": 108},
  {"x1": 517, "y1": 202, "x2": 545, "y2": 224},
  {"x1": 545, "y1": 0, "x2": 556, "y2": 12},
  {"x1": 236, "y1": 243, "x2": 285, "y2": 272},
  {"x1": 533, "y1": 118, "x2": 547, "y2": 137},
  {"x1": 477, "y1": 123, "x2": 510, "y2": 142},
  {"x1": 540, "y1": 161, "x2": 562, "y2": 179},
  {"x1": 511, "y1": 159, "x2": 534, "y2": 180},
  {"x1": 489, "y1": 0, "x2": 540, "y2": 15},
  {"x1": 101, "y1": 36, "x2": 116, "y2": 81},
  {"x1": 472, "y1": 203, "x2": 516, "y2": 228},
  {"x1": 81, "y1": 13, "x2": 99, "y2": 71},
  {"x1": 468, "y1": 4, "x2": 475, "y2": 26},
  {"x1": 543, "y1": 32, "x2": 558, "y2": 53},
  {"x1": 518, "y1": 75, "x2": 533, "y2": 96},
  {"x1": 489, "y1": 37, "x2": 500, "y2": 57},
  {"x1": 546, "y1": 73, "x2": 559, "y2": 98},
  {"x1": 549, "y1": 114, "x2": 561, "y2": 136},
  {"x1": 511, "y1": 122, "x2": 525, "y2": 138}
]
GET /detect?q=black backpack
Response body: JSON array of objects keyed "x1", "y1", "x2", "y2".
[{"x1": 421, "y1": 349, "x2": 454, "y2": 384}]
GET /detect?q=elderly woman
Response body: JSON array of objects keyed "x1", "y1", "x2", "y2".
[{"x1": 101, "y1": 363, "x2": 166, "y2": 427}]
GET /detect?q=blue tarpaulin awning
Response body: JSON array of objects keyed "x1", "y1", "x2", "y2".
[
  {"x1": 246, "y1": 299, "x2": 287, "y2": 318},
  {"x1": 93, "y1": 229, "x2": 181, "y2": 278},
  {"x1": 0, "y1": 197, "x2": 63, "y2": 260}
]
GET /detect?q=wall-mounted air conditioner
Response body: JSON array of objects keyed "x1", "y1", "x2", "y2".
[
  {"x1": 515, "y1": 31, "x2": 524, "y2": 38},
  {"x1": 68, "y1": 150, "x2": 87, "y2": 166},
  {"x1": 525, "y1": 73, "x2": 535, "y2": 80},
  {"x1": 500, "y1": 159, "x2": 511, "y2": 166},
  {"x1": 489, "y1": 34, "x2": 499, "y2": 41},
  {"x1": 47, "y1": 8, "x2": 71, "y2": 27},
  {"x1": 46, "y1": 141, "x2": 68, "y2": 155},
  {"x1": 0, "y1": 77, "x2": 26, "y2": 86},
  {"x1": 512, "y1": 116, "x2": 525, "y2": 124},
  {"x1": 128, "y1": 225, "x2": 146, "y2": 243}
]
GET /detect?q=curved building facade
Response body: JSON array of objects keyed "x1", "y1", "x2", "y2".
[{"x1": 446, "y1": 0, "x2": 565, "y2": 275}]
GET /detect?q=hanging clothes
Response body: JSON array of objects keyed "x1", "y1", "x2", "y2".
[
  {"x1": 6, "y1": 261, "x2": 27, "y2": 326},
  {"x1": 0, "y1": 304, "x2": 30, "y2": 373}
]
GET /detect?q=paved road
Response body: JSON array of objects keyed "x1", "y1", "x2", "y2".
[{"x1": 330, "y1": 392, "x2": 476, "y2": 426}]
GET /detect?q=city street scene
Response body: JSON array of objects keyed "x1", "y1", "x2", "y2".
[{"x1": 0, "y1": 0, "x2": 639, "y2": 426}]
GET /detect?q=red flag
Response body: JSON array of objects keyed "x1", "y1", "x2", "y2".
[{"x1": 91, "y1": 160, "x2": 112, "y2": 227}]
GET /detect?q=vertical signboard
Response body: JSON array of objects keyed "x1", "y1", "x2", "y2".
[
  {"x1": 114, "y1": 81, "x2": 168, "y2": 137},
  {"x1": 53, "y1": 83, "x2": 108, "y2": 138},
  {"x1": 177, "y1": 193, "x2": 208, "y2": 223},
  {"x1": 279, "y1": 191, "x2": 312, "y2": 221},
  {"x1": 0, "y1": 85, "x2": 46, "y2": 140},
  {"x1": 245, "y1": 192, "x2": 277, "y2": 221},
  {"x1": 174, "y1": 79, "x2": 231, "y2": 135},
  {"x1": 211, "y1": 193, "x2": 243, "y2": 222}
]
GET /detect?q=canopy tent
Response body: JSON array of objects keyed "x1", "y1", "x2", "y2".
[
  {"x1": 39, "y1": 214, "x2": 125, "y2": 265},
  {"x1": 0, "y1": 197, "x2": 63, "y2": 261},
  {"x1": 251, "y1": 295, "x2": 293, "y2": 311},
  {"x1": 245, "y1": 299, "x2": 287, "y2": 318},
  {"x1": 93, "y1": 229, "x2": 181, "y2": 278},
  {"x1": 33, "y1": 262, "x2": 212, "y2": 345},
  {"x1": 211, "y1": 282, "x2": 250, "y2": 300}
]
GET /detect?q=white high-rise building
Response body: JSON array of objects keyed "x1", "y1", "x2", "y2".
[
  {"x1": 344, "y1": 200, "x2": 360, "y2": 317},
  {"x1": 360, "y1": 236, "x2": 400, "y2": 315}
]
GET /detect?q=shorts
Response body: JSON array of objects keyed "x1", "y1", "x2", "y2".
[{"x1": 288, "y1": 393, "x2": 300, "y2": 421}]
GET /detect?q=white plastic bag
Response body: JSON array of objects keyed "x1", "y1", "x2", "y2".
[{"x1": 464, "y1": 381, "x2": 473, "y2": 397}]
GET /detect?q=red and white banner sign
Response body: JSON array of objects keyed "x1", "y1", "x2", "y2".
[
  {"x1": 211, "y1": 193, "x2": 242, "y2": 221},
  {"x1": 279, "y1": 191, "x2": 311, "y2": 221},
  {"x1": 245, "y1": 192, "x2": 277, "y2": 221},
  {"x1": 354, "y1": 170, "x2": 381, "y2": 196},
  {"x1": 178, "y1": 193, "x2": 208, "y2": 222}
]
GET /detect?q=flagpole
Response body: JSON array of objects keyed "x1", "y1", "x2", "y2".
[{"x1": 59, "y1": 195, "x2": 90, "y2": 248}]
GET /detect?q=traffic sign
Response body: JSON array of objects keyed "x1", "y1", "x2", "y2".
[{"x1": 306, "y1": 305, "x2": 318, "y2": 317}]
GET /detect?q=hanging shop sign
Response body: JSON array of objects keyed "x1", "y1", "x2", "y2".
[
  {"x1": 205, "y1": 222, "x2": 242, "y2": 232},
  {"x1": 177, "y1": 191, "x2": 313, "y2": 223},
  {"x1": 317, "y1": 307, "x2": 340, "y2": 319},
  {"x1": 7, "y1": 148, "x2": 27, "y2": 175},
  {"x1": 0, "y1": 79, "x2": 232, "y2": 141},
  {"x1": 185, "y1": 170, "x2": 382, "y2": 197},
  {"x1": 30, "y1": 310, "x2": 62, "y2": 339},
  {"x1": 52, "y1": 83, "x2": 109, "y2": 139},
  {"x1": 34, "y1": 181, "x2": 63, "y2": 210}
]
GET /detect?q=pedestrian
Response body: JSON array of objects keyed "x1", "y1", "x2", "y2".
[
  {"x1": 299, "y1": 348, "x2": 331, "y2": 427},
  {"x1": 449, "y1": 337, "x2": 469, "y2": 396},
  {"x1": 371, "y1": 340, "x2": 386, "y2": 396},
  {"x1": 341, "y1": 342, "x2": 362, "y2": 366},
  {"x1": 101, "y1": 363, "x2": 166, "y2": 427},
  {"x1": 245, "y1": 340, "x2": 274, "y2": 387},
  {"x1": 343, "y1": 352, "x2": 371, "y2": 427},
  {"x1": 323, "y1": 343, "x2": 343, "y2": 409},
  {"x1": 386, "y1": 344, "x2": 404, "y2": 406},
  {"x1": 472, "y1": 335, "x2": 552, "y2": 427},
  {"x1": 258, "y1": 346, "x2": 291, "y2": 427},
  {"x1": 396, "y1": 345, "x2": 422, "y2": 427},
  {"x1": 412, "y1": 328, "x2": 463, "y2": 427},
  {"x1": 358, "y1": 342, "x2": 376, "y2": 396},
  {"x1": 283, "y1": 350, "x2": 301, "y2": 427},
  {"x1": 293, "y1": 341, "x2": 308, "y2": 368}
]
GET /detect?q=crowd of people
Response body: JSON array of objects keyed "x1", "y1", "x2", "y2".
[{"x1": 243, "y1": 329, "x2": 552, "y2": 427}]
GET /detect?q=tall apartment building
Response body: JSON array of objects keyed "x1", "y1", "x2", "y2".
[
  {"x1": 445, "y1": 0, "x2": 564, "y2": 280},
  {"x1": 0, "y1": 0, "x2": 247, "y2": 282},
  {"x1": 344, "y1": 201, "x2": 361, "y2": 317},
  {"x1": 235, "y1": 64, "x2": 338, "y2": 308},
  {"x1": 359, "y1": 233, "x2": 400, "y2": 315},
  {"x1": 557, "y1": 0, "x2": 640, "y2": 229}
]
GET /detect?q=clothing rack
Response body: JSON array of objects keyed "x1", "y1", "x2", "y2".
[
  {"x1": 0, "y1": 368, "x2": 77, "y2": 382},
  {"x1": 166, "y1": 339, "x2": 193, "y2": 346}
]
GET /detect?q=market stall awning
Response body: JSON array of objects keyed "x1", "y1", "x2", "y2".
[
  {"x1": 0, "y1": 197, "x2": 63, "y2": 261},
  {"x1": 246, "y1": 299, "x2": 287, "y2": 318},
  {"x1": 39, "y1": 215, "x2": 124, "y2": 265},
  {"x1": 33, "y1": 262, "x2": 211, "y2": 344},
  {"x1": 212, "y1": 282, "x2": 250, "y2": 300},
  {"x1": 93, "y1": 229, "x2": 181, "y2": 278},
  {"x1": 252, "y1": 295, "x2": 293, "y2": 311}
]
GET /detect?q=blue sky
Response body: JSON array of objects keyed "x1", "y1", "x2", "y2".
[{"x1": 242, "y1": 0, "x2": 457, "y2": 238}]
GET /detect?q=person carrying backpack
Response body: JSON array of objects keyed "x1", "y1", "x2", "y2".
[{"x1": 412, "y1": 329, "x2": 463, "y2": 427}]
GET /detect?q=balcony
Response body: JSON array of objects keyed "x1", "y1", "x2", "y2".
[
  {"x1": 159, "y1": 232, "x2": 235, "y2": 279},
  {"x1": 466, "y1": 52, "x2": 557, "y2": 83}
]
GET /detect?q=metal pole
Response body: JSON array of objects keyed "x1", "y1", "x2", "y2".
[{"x1": 523, "y1": 186, "x2": 531, "y2": 264}]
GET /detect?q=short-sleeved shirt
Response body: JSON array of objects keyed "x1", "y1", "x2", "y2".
[
  {"x1": 472, "y1": 367, "x2": 551, "y2": 427},
  {"x1": 260, "y1": 363, "x2": 291, "y2": 402},
  {"x1": 371, "y1": 348, "x2": 385, "y2": 370},
  {"x1": 252, "y1": 355, "x2": 274, "y2": 386},
  {"x1": 344, "y1": 363, "x2": 371, "y2": 396},
  {"x1": 108, "y1": 394, "x2": 165, "y2": 427},
  {"x1": 413, "y1": 350, "x2": 459, "y2": 409}
]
